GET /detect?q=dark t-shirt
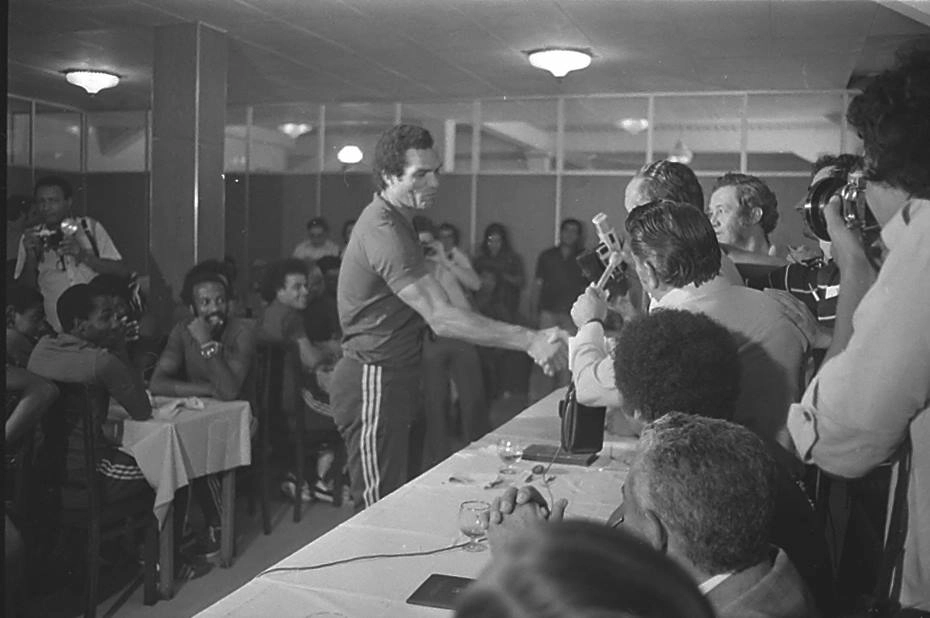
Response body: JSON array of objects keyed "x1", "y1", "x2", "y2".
[
  {"x1": 161, "y1": 317, "x2": 256, "y2": 398},
  {"x1": 337, "y1": 194, "x2": 429, "y2": 368},
  {"x1": 304, "y1": 294, "x2": 340, "y2": 343},
  {"x1": 535, "y1": 246, "x2": 588, "y2": 314}
]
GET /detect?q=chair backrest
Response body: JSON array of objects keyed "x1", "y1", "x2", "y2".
[
  {"x1": 46, "y1": 382, "x2": 109, "y2": 513},
  {"x1": 252, "y1": 340, "x2": 301, "y2": 437}
]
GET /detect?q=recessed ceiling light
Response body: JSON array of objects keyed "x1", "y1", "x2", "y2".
[
  {"x1": 526, "y1": 48, "x2": 592, "y2": 78},
  {"x1": 278, "y1": 122, "x2": 313, "y2": 138},
  {"x1": 63, "y1": 69, "x2": 120, "y2": 95},
  {"x1": 616, "y1": 118, "x2": 649, "y2": 135},
  {"x1": 337, "y1": 145, "x2": 363, "y2": 165}
]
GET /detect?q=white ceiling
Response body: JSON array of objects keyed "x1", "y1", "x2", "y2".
[{"x1": 8, "y1": 0, "x2": 930, "y2": 114}]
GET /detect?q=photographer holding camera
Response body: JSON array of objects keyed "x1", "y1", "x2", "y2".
[
  {"x1": 785, "y1": 47, "x2": 930, "y2": 612},
  {"x1": 15, "y1": 176, "x2": 129, "y2": 332}
]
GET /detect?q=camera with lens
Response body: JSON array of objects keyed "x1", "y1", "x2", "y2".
[
  {"x1": 802, "y1": 169, "x2": 878, "y2": 242},
  {"x1": 576, "y1": 213, "x2": 629, "y2": 297},
  {"x1": 32, "y1": 218, "x2": 80, "y2": 252}
]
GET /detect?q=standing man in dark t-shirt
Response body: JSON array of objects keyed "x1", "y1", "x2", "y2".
[
  {"x1": 331, "y1": 124, "x2": 568, "y2": 510},
  {"x1": 528, "y1": 218, "x2": 588, "y2": 402}
]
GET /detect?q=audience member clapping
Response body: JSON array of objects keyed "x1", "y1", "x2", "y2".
[{"x1": 456, "y1": 519, "x2": 715, "y2": 618}]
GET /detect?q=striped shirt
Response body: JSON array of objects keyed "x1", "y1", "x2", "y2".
[{"x1": 755, "y1": 260, "x2": 841, "y2": 327}]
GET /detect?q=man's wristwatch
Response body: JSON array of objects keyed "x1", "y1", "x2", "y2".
[{"x1": 200, "y1": 341, "x2": 222, "y2": 359}]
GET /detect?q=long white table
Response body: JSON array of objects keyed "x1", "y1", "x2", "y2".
[{"x1": 197, "y1": 389, "x2": 635, "y2": 617}]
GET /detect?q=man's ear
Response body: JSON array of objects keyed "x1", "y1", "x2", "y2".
[
  {"x1": 642, "y1": 508, "x2": 669, "y2": 554},
  {"x1": 642, "y1": 260, "x2": 660, "y2": 291},
  {"x1": 748, "y1": 206, "x2": 763, "y2": 225}
]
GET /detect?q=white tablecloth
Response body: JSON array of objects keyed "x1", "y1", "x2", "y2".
[
  {"x1": 196, "y1": 388, "x2": 634, "y2": 617},
  {"x1": 110, "y1": 397, "x2": 253, "y2": 527}
]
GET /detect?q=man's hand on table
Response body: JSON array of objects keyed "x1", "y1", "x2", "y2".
[
  {"x1": 480, "y1": 485, "x2": 568, "y2": 553},
  {"x1": 529, "y1": 328, "x2": 569, "y2": 376}
]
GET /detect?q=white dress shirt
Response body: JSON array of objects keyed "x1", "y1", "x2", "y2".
[{"x1": 787, "y1": 199, "x2": 930, "y2": 610}]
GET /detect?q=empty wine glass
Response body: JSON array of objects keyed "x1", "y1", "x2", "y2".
[
  {"x1": 458, "y1": 500, "x2": 489, "y2": 552},
  {"x1": 497, "y1": 438, "x2": 523, "y2": 475}
]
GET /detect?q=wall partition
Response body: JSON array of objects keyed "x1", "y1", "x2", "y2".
[{"x1": 7, "y1": 89, "x2": 862, "y2": 293}]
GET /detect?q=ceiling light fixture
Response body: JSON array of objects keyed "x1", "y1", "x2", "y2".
[
  {"x1": 616, "y1": 118, "x2": 649, "y2": 135},
  {"x1": 526, "y1": 48, "x2": 592, "y2": 78},
  {"x1": 667, "y1": 139, "x2": 694, "y2": 165},
  {"x1": 337, "y1": 145, "x2": 363, "y2": 165},
  {"x1": 63, "y1": 69, "x2": 120, "y2": 95},
  {"x1": 278, "y1": 122, "x2": 313, "y2": 138}
]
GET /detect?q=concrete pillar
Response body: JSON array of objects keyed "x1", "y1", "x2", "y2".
[{"x1": 149, "y1": 22, "x2": 227, "y2": 324}]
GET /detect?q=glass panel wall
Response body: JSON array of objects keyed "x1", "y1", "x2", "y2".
[
  {"x1": 401, "y1": 102, "x2": 474, "y2": 173},
  {"x1": 747, "y1": 92, "x2": 849, "y2": 172},
  {"x1": 7, "y1": 97, "x2": 32, "y2": 197},
  {"x1": 480, "y1": 99, "x2": 557, "y2": 173},
  {"x1": 35, "y1": 103, "x2": 82, "y2": 172},
  {"x1": 86, "y1": 110, "x2": 147, "y2": 172},
  {"x1": 323, "y1": 103, "x2": 397, "y2": 173},
  {"x1": 653, "y1": 94, "x2": 743, "y2": 173},
  {"x1": 563, "y1": 97, "x2": 649, "y2": 172}
]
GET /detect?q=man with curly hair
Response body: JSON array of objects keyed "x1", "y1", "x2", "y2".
[
  {"x1": 786, "y1": 46, "x2": 930, "y2": 610},
  {"x1": 707, "y1": 172, "x2": 780, "y2": 257},
  {"x1": 485, "y1": 414, "x2": 819, "y2": 618}
]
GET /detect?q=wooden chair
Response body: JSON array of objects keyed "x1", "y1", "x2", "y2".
[
  {"x1": 47, "y1": 382, "x2": 159, "y2": 618},
  {"x1": 254, "y1": 341, "x2": 307, "y2": 523}
]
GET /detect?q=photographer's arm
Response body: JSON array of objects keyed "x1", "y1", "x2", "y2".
[
  {"x1": 821, "y1": 198, "x2": 877, "y2": 363},
  {"x1": 14, "y1": 236, "x2": 39, "y2": 289}
]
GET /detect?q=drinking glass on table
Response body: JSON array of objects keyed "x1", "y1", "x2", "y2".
[
  {"x1": 497, "y1": 438, "x2": 523, "y2": 475},
  {"x1": 458, "y1": 500, "x2": 490, "y2": 552}
]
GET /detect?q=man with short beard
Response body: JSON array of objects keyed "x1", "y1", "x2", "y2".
[{"x1": 150, "y1": 263, "x2": 256, "y2": 558}]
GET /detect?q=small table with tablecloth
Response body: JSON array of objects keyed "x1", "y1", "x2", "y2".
[{"x1": 109, "y1": 396, "x2": 252, "y2": 598}]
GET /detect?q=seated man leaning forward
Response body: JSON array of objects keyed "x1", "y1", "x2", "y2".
[
  {"x1": 569, "y1": 200, "x2": 813, "y2": 444},
  {"x1": 484, "y1": 413, "x2": 820, "y2": 618},
  {"x1": 27, "y1": 284, "x2": 152, "y2": 505},
  {"x1": 149, "y1": 262, "x2": 256, "y2": 558}
]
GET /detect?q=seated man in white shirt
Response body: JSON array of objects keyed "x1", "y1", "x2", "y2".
[
  {"x1": 570, "y1": 200, "x2": 812, "y2": 445},
  {"x1": 15, "y1": 176, "x2": 129, "y2": 332}
]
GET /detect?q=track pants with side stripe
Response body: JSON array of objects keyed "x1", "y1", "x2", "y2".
[{"x1": 330, "y1": 357, "x2": 422, "y2": 511}]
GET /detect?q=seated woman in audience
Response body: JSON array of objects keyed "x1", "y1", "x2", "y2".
[
  {"x1": 472, "y1": 223, "x2": 524, "y2": 324},
  {"x1": 6, "y1": 283, "x2": 47, "y2": 368},
  {"x1": 458, "y1": 513, "x2": 715, "y2": 618},
  {"x1": 259, "y1": 258, "x2": 341, "y2": 503}
]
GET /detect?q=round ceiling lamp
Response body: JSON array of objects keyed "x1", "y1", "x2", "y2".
[
  {"x1": 667, "y1": 139, "x2": 694, "y2": 165},
  {"x1": 337, "y1": 145, "x2": 363, "y2": 165},
  {"x1": 63, "y1": 69, "x2": 120, "y2": 95},
  {"x1": 278, "y1": 122, "x2": 313, "y2": 138},
  {"x1": 616, "y1": 118, "x2": 649, "y2": 135},
  {"x1": 526, "y1": 48, "x2": 592, "y2": 78}
]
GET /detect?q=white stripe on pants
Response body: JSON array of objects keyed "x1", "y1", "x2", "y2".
[{"x1": 361, "y1": 364, "x2": 383, "y2": 508}]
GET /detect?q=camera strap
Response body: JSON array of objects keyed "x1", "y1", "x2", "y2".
[{"x1": 79, "y1": 217, "x2": 101, "y2": 258}]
